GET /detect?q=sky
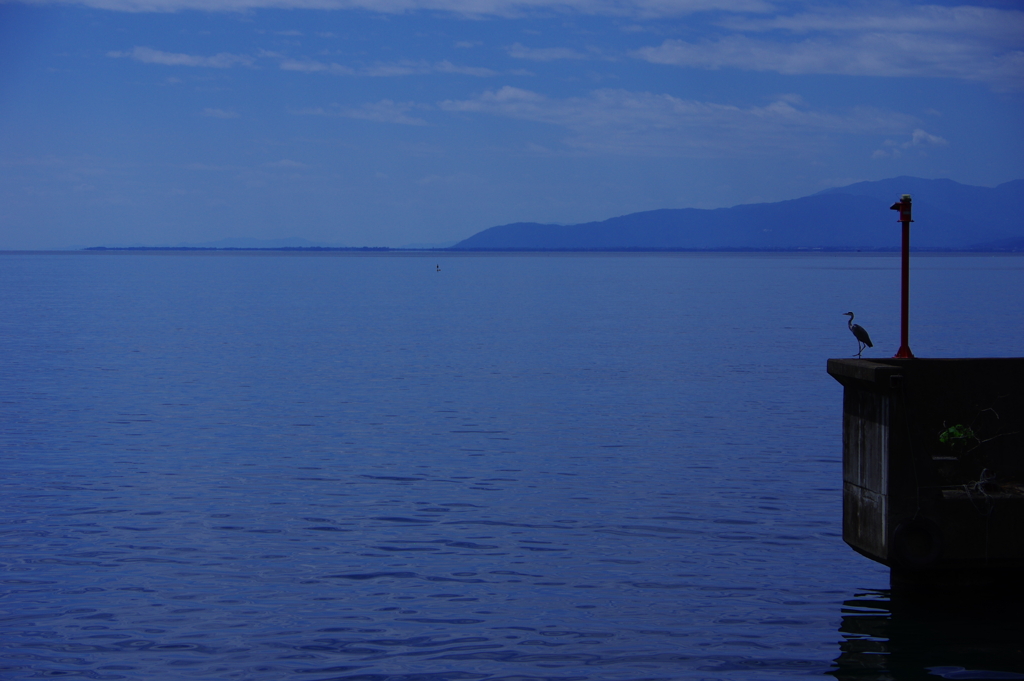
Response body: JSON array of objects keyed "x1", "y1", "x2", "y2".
[{"x1": 1, "y1": 0, "x2": 1022, "y2": 248}]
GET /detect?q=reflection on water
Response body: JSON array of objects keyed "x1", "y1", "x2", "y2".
[{"x1": 832, "y1": 589, "x2": 1024, "y2": 680}]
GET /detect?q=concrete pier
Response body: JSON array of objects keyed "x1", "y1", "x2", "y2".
[{"x1": 827, "y1": 358, "x2": 1024, "y2": 591}]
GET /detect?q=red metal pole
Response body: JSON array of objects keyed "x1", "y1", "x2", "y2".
[{"x1": 894, "y1": 219, "x2": 915, "y2": 358}]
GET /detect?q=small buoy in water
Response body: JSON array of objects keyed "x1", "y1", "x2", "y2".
[{"x1": 436, "y1": 264, "x2": 440, "y2": 272}]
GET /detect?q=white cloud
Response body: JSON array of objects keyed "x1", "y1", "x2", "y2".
[
  {"x1": 634, "y1": 6, "x2": 1024, "y2": 89},
  {"x1": 636, "y1": 34, "x2": 1023, "y2": 86},
  {"x1": 109, "y1": 45, "x2": 496, "y2": 78},
  {"x1": 416, "y1": 174, "x2": 449, "y2": 184},
  {"x1": 279, "y1": 58, "x2": 355, "y2": 73},
  {"x1": 434, "y1": 60, "x2": 497, "y2": 77},
  {"x1": 293, "y1": 100, "x2": 428, "y2": 125},
  {"x1": 19, "y1": 0, "x2": 772, "y2": 18},
  {"x1": 202, "y1": 108, "x2": 239, "y2": 118},
  {"x1": 361, "y1": 61, "x2": 433, "y2": 77},
  {"x1": 906, "y1": 128, "x2": 946, "y2": 147},
  {"x1": 872, "y1": 127, "x2": 947, "y2": 158},
  {"x1": 444, "y1": 85, "x2": 544, "y2": 109},
  {"x1": 280, "y1": 58, "x2": 494, "y2": 77},
  {"x1": 439, "y1": 86, "x2": 917, "y2": 156},
  {"x1": 262, "y1": 159, "x2": 308, "y2": 167},
  {"x1": 184, "y1": 162, "x2": 237, "y2": 171},
  {"x1": 108, "y1": 46, "x2": 252, "y2": 68},
  {"x1": 720, "y1": 5, "x2": 1024, "y2": 44},
  {"x1": 360, "y1": 60, "x2": 473, "y2": 77},
  {"x1": 507, "y1": 42, "x2": 590, "y2": 61}
]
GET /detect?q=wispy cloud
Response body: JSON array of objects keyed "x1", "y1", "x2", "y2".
[
  {"x1": 279, "y1": 58, "x2": 355, "y2": 74},
  {"x1": 108, "y1": 45, "x2": 498, "y2": 78},
  {"x1": 439, "y1": 86, "x2": 916, "y2": 155},
  {"x1": 202, "y1": 108, "x2": 239, "y2": 118},
  {"x1": 434, "y1": 60, "x2": 497, "y2": 77},
  {"x1": 636, "y1": 35, "x2": 1023, "y2": 86},
  {"x1": 507, "y1": 43, "x2": 591, "y2": 61},
  {"x1": 280, "y1": 58, "x2": 495, "y2": 77},
  {"x1": 23, "y1": 0, "x2": 772, "y2": 18},
  {"x1": 293, "y1": 100, "x2": 428, "y2": 125},
  {"x1": 108, "y1": 46, "x2": 252, "y2": 68},
  {"x1": 906, "y1": 128, "x2": 947, "y2": 147},
  {"x1": 720, "y1": 5, "x2": 1024, "y2": 43},
  {"x1": 183, "y1": 162, "x2": 237, "y2": 171},
  {"x1": 634, "y1": 5, "x2": 1024, "y2": 89},
  {"x1": 415, "y1": 173, "x2": 473, "y2": 185},
  {"x1": 262, "y1": 159, "x2": 308, "y2": 167},
  {"x1": 872, "y1": 128, "x2": 947, "y2": 158}
]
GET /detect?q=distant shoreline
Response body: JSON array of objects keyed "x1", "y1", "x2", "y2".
[{"x1": 2, "y1": 247, "x2": 1023, "y2": 255}]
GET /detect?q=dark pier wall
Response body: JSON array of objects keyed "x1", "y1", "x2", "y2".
[{"x1": 827, "y1": 358, "x2": 1024, "y2": 588}]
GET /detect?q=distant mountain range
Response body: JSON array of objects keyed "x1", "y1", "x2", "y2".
[
  {"x1": 178, "y1": 237, "x2": 459, "y2": 249},
  {"x1": 451, "y1": 177, "x2": 1024, "y2": 251},
  {"x1": 85, "y1": 237, "x2": 459, "y2": 251},
  {"x1": 179, "y1": 237, "x2": 344, "y2": 249}
]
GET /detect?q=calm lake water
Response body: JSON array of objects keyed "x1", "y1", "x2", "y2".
[{"x1": 1, "y1": 252, "x2": 1022, "y2": 681}]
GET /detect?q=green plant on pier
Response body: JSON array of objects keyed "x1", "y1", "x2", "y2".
[
  {"x1": 938, "y1": 424, "x2": 978, "y2": 457},
  {"x1": 939, "y1": 423, "x2": 976, "y2": 445}
]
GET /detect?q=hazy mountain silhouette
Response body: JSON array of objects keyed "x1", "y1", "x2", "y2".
[
  {"x1": 452, "y1": 177, "x2": 1024, "y2": 251},
  {"x1": 177, "y1": 237, "x2": 348, "y2": 249}
]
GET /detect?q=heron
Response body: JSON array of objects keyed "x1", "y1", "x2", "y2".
[{"x1": 843, "y1": 312, "x2": 873, "y2": 358}]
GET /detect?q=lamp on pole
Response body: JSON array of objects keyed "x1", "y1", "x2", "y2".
[{"x1": 890, "y1": 194, "x2": 915, "y2": 359}]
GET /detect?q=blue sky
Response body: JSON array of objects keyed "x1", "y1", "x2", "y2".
[{"x1": 1, "y1": 0, "x2": 1022, "y2": 248}]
